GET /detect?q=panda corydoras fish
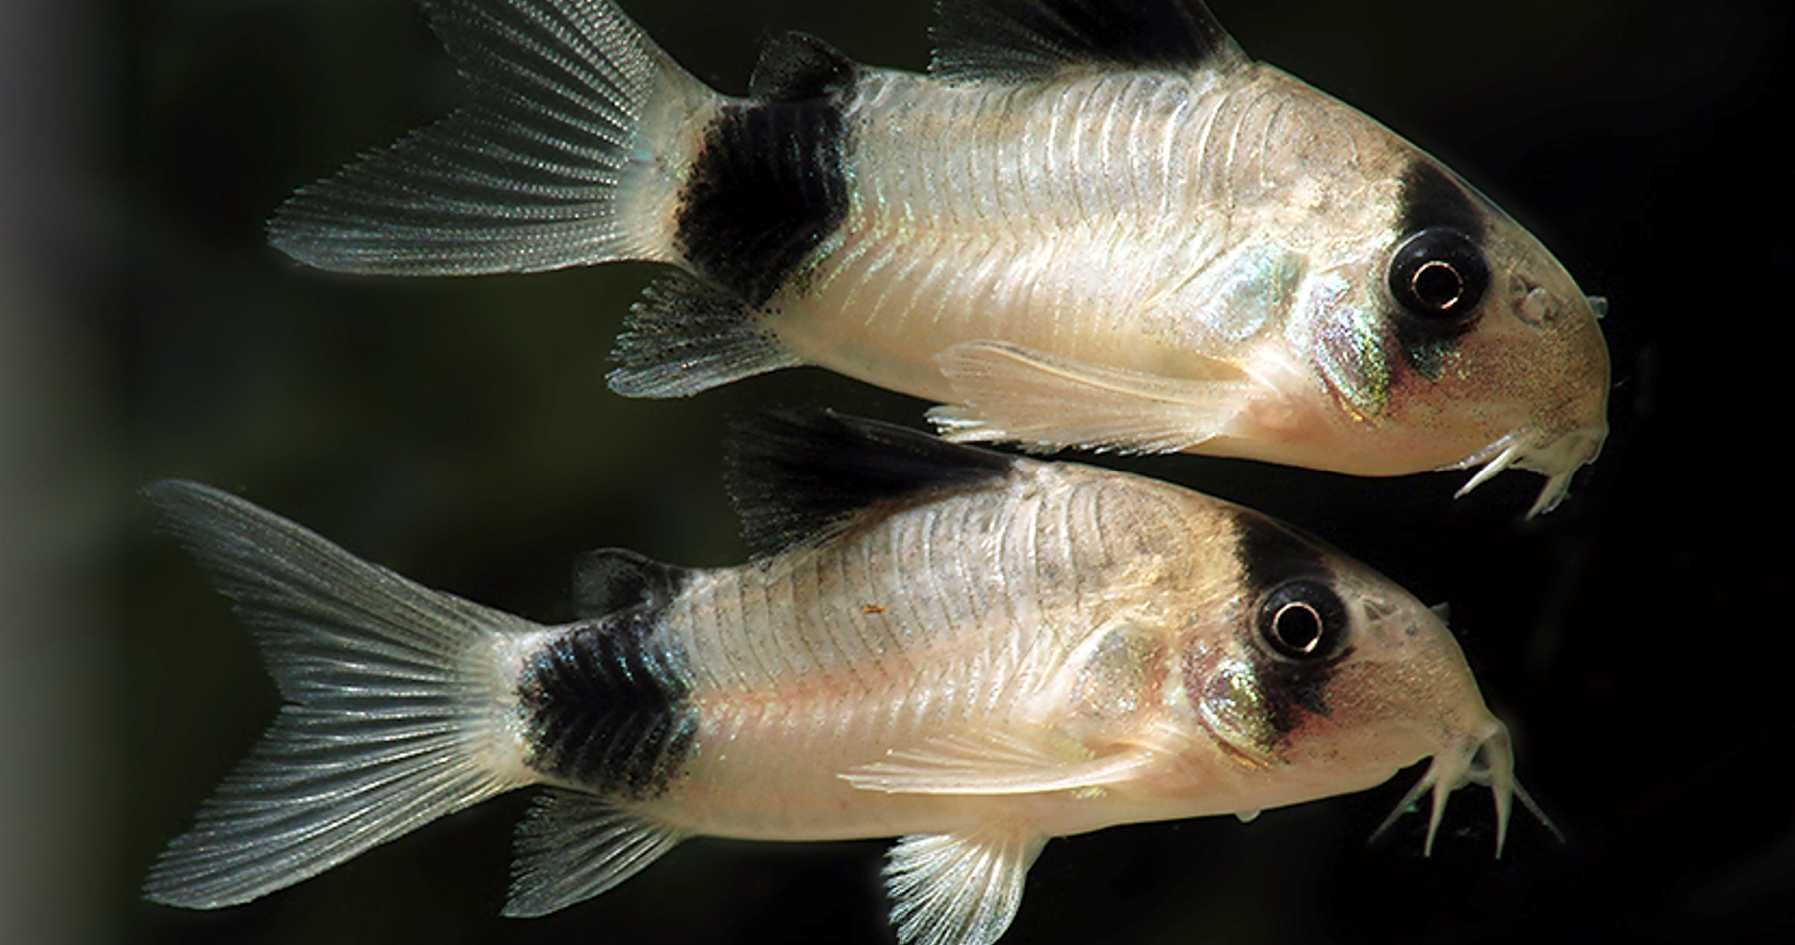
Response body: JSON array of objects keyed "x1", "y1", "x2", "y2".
[
  {"x1": 142, "y1": 412, "x2": 1552, "y2": 945},
  {"x1": 268, "y1": 0, "x2": 1611, "y2": 516}
]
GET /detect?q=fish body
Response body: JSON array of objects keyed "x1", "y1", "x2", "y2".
[
  {"x1": 145, "y1": 412, "x2": 1546, "y2": 944},
  {"x1": 547, "y1": 459, "x2": 1378, "y2": 843},
  {"x1": 273, "y1": 0, "x2": 1610, "y2": 513}
]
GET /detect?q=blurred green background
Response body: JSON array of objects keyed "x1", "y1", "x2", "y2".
[{"x1": 4, "y1": 0, "x2": 1792, "y2": 942}]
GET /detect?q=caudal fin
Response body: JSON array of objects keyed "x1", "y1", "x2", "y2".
[
  {"x1": 142, "y1": 481, "x2": 541, "y2": 908},
  {"x1": 268, "y1": 0, "x2": 716, "y2": 275}
]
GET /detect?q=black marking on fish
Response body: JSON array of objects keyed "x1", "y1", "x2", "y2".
[
  {"x1": 1231, "y1": 515, "x2": 1357, "y2": 742},
  {"x1": 676, "y1": 100, "x2": 849, "y2": 306},
  {"x1": 750, "y1": 31, "x2": 859, "y2": 102},
  {"x1": 1234, "y1": 511, "x2": 1330, "y2": 593},
  {"x1": 519, "y1": 587, "x2": 698, "y2": 800},
  {"x1": 726, "y1": 410, "x2": 1016, "y2": 559},
  {"x1": 1396, "y1": 159, "x2": 1487, "y2": 245},
  {"x1": 572, "y1": 548, "x2": 691, "y2": 619},
  {"x1": 1391, "y1": 160, "x2": 1490, "y2": 369},
  {"x1": 1255, "y1": 645, "x2": 1352, "y2": 740},
  {"x1": 930, "y1": 0, "x2": 1246, "y2": 82}
]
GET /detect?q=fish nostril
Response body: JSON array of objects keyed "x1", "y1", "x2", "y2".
[{"x1": 1517, "y1": 286, "x2": 1556, "y2": 326}]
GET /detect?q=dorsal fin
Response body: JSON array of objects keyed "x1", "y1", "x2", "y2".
[
  {"x1": 929, "y1": 0, "x2": 1247, "y2": 82},
  {"x1": 750, "y1": 31, "x2": 859, "y2": 101},
  {"x1": 726, "y1": 410, "x2": 1017, "y2": 558},
  {"x1": 571, "y1": 548, "x2": 690, "y2": 617}
]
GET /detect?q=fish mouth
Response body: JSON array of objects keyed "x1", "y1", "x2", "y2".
[
  {"x1": 1369, "y1": 720, "x2": 1561, "y2": 857},
  {"x1": 1447, "y1": 424, "x2": 1607, "y2": 517}
]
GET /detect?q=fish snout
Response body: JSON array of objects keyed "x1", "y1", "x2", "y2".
[{"x1": 1491, "y1": 267, "x2": 1611, "y2": 509}]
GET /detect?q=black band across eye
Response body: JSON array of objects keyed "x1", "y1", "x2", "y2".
[
  {"x1": 1257, "y1": 579, "x2": 1348, "y2": 661},
  {"x1": 1388, "y1": 227, "x2": 1490, "y2": 323}
]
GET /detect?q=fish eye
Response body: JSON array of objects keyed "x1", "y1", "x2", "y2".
[
  {"x1": 1257, "y1": 579, "x2": 1348, "y2": 661},
  {"x1": 1388, "y1": 227, "x2": 1489, "y2": 323}
]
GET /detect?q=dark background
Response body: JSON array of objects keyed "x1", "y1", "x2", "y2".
[{"x1": 4, "y1": 0, "x2": 1791, "y2": 943}]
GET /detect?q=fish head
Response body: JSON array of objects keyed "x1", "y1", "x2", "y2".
[
  {"x1": 1338, "y1": 151, "x2": 1608, "y2": 513},
  {"x1": 1251, "y1": 71, "x2": 1611, "y2": 512},
  {"x1": 1183, "y1": 509, "x2": 1551, "y2": 852},
  {"x1": 1423, "y1": 199, "x2": 1612, "y2": 515}
]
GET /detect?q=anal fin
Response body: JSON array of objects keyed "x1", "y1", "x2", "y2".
[
  {"x1": 886, "y1": 826, "x2": 1046, "y2": 945},
  {"x1": 607, "y1": 271, "x2": 800, "y2": 398},
  {"x1": 928, "y1": 340, "x2": 1261, "y2": 453},
  {"x1": 504, "y1": 789, "x2": 686, "y2": 917}
]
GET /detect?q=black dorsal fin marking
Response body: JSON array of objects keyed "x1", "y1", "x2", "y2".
[
  {"x1": 571, "y1": 548, "x2": 691, "y2": 618},
  {"x1": 726, "y1": 410, "x2": 1017, "y2": 559},
  {"x1": 750, "y1": 31, "x2": 859, "y2": 101},
  {"x1": 929, "y1": 0, "x2": 1247, "y2": 82}
]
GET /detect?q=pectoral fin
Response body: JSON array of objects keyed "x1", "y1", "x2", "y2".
[
  {"x1": 885, "y1": 826, "x2": 1046, "y2": 945},
  {"x1": 841, "y1": 725, "x2": 1157, "y2": 796},
  {"x1": 928, "y1": 340, "x2": 1262, "y2": 454}
]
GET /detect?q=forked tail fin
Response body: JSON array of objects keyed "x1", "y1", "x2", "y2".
[
  {"x1": 142, "y1": 481, "x2": 542, "y2": 908},
  {"x1": 268, "y1": 0, "x2": 719, "y2": 275}
]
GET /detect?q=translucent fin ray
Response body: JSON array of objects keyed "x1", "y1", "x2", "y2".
[
  {"x1": 269, "y1": 0, "x2": 706, "y2": 274},
  {"x1": 885, "y1": 826, "x2": 1046, "y2": 945},
  {"x1": 141, "y1": 481, "x2": 537, "y2": 908},
  {"x1": 842, "y1": 727, "x2": 1156, "y2": 796},
  {"x1": 606, "y1": 270, "x2": 800, "y2": 398},
  {"x1": 724, "y1": 410, "x2": 1015, "y2": 558},
  {"x1": 930, "y1": 339, "x2": 1259, "y2": 453},
  {"x1": 930, "y1": 0, "x2": 1247, "y2": 82},
  {"x1": 504, "y1": 789, "x2": 686, "y2": 917}
]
